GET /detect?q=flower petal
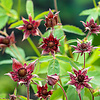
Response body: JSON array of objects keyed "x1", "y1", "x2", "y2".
[
  {"x1": 33, "y1": 19, "x2": 42, "y2": 28},
  {"x1": 10, "y1": 31, "x2": 15, "y2": 44},
  {"x1": 26, "y1": 59, "x2": 37, "y2": 73},
  {"x1": 22, "y1": 31, "x2": 30, "y2": 41},
  {"x1": 12, "y1": 58, "x2": 23, "y2": 71},
  {"x1": 68, "y1": 72, "x2": 76, "y2": 80},
  {"x1": 16, "y1": 26, "x2": 26, "y2": 30},
  {"x1": 22, "y1": 17, "x2": 29, "y2": 25},
  {"x1": 48, "y1": 8, "x2": 53, "y2": 18},
  {"x1": 81, "y1": 68, "x2": 88, "y2": 76},
  {"x1": 29, "y1": 14, "x2": 32, "y2": 23},
  {"x1": 73, "y1": 67, "x2": 78, "y2": 76},
  {"x1": 76, "y1": 83, "x2": 81, "y2": 94},
  {"x1": 83, "y1": 82, "x2": 92, "y2": 89}
]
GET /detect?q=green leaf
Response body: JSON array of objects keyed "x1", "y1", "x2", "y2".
[
  {"x1": 39, "y1": 56, "x2": 53, "y2": 62},
  {"x1": 0, "y1": 15, "x2": 8, "y2": 29},
  {"x1": 53, "y1": 26, "x2": 64, "y2": 39},
  {"x1": 9, "y1": 20, "x2": 24, "y2": 28},
  {"x1": 59, "y1": 36, "x2": 65, "y2": 54},
  {"x1": 5, "y1": 46, "x2": 25, "y2": 61},
  {"x1": 8, "y1": 9, "x2": 18, "y2": 24},
  {"x1": 62, "y1": 25, "x2": 85, "y2": 35},
  {"x1": 86, "y1": 11, "x2": 98, "y2": 22},
  {"x1": 32, "y1": 77, "x2": 44, "y2": 81},
  {"x1": 67, "y1": 86, "x2": 79, "y2": 100},
  {"x1": 50, "y1": 88, "x2": 63, "y2": 100},
  {"x1": 87, "y1": 47, "x2": 100, "y2": 64},
  {"x1": 66, "y1": 39, "x2": 77, "y2": 44},
  {"x1": 18, "y1": 96, "x2": 27, "y2": 100},
  {"x1": 26, "y1": 0, "x2": 34, "y2": 19},
  {"x1": 1, "y1": 0, "x2": 13, "y2": 11},
  {"x1": 88, "y1": 71, "x2": 100, "y2": 86},
  {"x1": 79, "y1": 8, "x2": 96, "y2": 16},
  {"x1": 93, "y1": 90, "x2": 100, "y2": 97},
  {"x1": 0, "y1": 93, "x2": 7, "y2": 98},
  {"x1": 48, "y1": 59, "x2": 60, "y2": 75},
  {"x1": 34, "y1": 10, "x2": 55, "y2": 20},
  {"x1": 0, "y1": 7, "x2": 6, "y2": 16},
  {"x1": 0, "y1": 59, "x2": 12, "y2": 65}
]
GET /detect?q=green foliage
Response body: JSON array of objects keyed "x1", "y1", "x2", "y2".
[
  {"x1": 34, "y1": 10, "x2": 55, "y2": 20},
  {"x1": 26, "y1": 0, "x2": 34, "y2": 19},
  {"x1": 79, "y1": 7, "x2": 100, "y2": 22},
  {"x1": 0, "y1": 59, "x2": 12, "y2": 65},
  {"x1": 62, "y1": 25, "x2": 85, "y2": 35},
  {"x1": 48, "y1": 59, "x2": 60, "y2": 75}
]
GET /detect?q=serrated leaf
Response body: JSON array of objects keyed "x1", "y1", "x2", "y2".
[
  {"x1": 48, "y1": 59, "x2": 60, "y2": 75},
  {"x1": 39, "y1": 56, "x2": 53, "y2": 62},
  {"x1": 62, "y1": 25, "x2": 85, "y2": 35},
  {"x1": 34, "y1": 10, "x2": 55, "y2": 20},
  {"x1": 86, "y1": 11, "x2": 98, "y2": 22},
  {"x1": 26, "y1": 0, "x2": 34, "y2": 19},
  {"x1": 79, "y1": 8, "x2": 96, "y2": 16},
  {"x1": 59, "y1": 36, "x2": 65, "y2": 54},
  {"x1": 0, "y1": 59, "x2": 12, "y2": 65},
  {"x1": 1, "y1": 0, "x2": 13, "y2": 11}
]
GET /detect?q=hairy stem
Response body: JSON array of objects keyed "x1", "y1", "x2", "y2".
[
  {"x1": 9, "y1": 47, "x2": 22, "y2": 63},
  {"x1": 76, "y1": 53, "x2": 80, "y2": 61},
  {"x1": 86, "y1": 31, "x2": 90, "y2": 39},
  {"x1": 84, "y1": 53, "x2": 85, "y2": 69},
  {"x1": 12, "y1": 44, "x2": 25, "y2": 64},
  {"x1": 78, "y1": 93, "x2": 81, "y2": 100},
  {"x1": 57, "y1": 82, "x2": 68, "y2": 100},
  {"x1": 89, "y1": 89, "x2": 94, "y2": 100},
  {"x1": 27, "y1": 85, "x2": 30, "y2": 100},
  {"x1": 27, "y1": 37, "x2": 41, "y2": 57}
]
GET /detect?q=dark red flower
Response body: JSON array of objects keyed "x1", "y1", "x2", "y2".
[
  {"x1": 47, "y1": 73, "x2": 59, "y2": 86},
  {"x1": 35, "y1": 83, "x2": 53, "y2": 99},
  {"x1": 39, "y1": 32, "x2": 60, "y2": 56},
  {"x1": 81, "y1": 17, "x2": 100, "y2": 35},
  {"x1": 5, "y1": 58, "x2": 37, "y2": 86},
  {"x1": 44, "y1": 8, "x2": 59, "y2": 30},
  {"x1": 71, "y1": 38, "x2": 97, "y2": 56},
  {"x1": 9, "y1": 94, "x2": 17, "y2": 100},
  {"x1": 0, "y1": 31, "x2": 15, "y2": 51},
  {"x1": 67, "y1": 67, "x2": 93, "y2": 94},
  {"x1": 16, "y1": 14, "x2": 42, "y2": 41}
]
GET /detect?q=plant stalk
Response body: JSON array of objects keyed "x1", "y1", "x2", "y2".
[
  {"x1": 27, "y1": 37, "x2": 41, "y2": 57},
  {"x1": 27, "y1": 85, "x2": 30, "y2": 100},
  {"x1": 89, "y1": 89, "x2": 94, "y2": 100},
  {"x1": 76, "y1": 53, "x2": 80, "y2": 61},
  {"x1": 12, "y1": 44, "x2": 25, "y2": 64},
  {"x1": 78, "y1": 93, "x2": 81, "y2": 100},
  {"x1": 57, "y1": 82, "x2": 68, "y2": 100},
  {"x1": 18, "y1": 0, "x2": 21, "y2": 21}
]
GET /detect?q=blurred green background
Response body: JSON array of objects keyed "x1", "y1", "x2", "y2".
[{"x1": 0, "y1": 0, "x2": 100, "y2": 99}]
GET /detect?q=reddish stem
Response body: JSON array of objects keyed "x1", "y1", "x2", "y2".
[
  {"x1": 78, "y1": 93, "x2": 81, "y2": 100},
  {"x1": 57, "y1": 82, "x2": 68, "y2": 100},
  {"x1": 27, "y1": 85, "x2": 30, "y2": 100},
  {"x1": 89, "y1": 89, "x2": 94, "y2": 100}
]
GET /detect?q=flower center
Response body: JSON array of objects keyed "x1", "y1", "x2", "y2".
[
  {"x1": 80, "y1": 43, "x2": 87, "y2": 51},
  {"x1": 78, "y1": 75, "x2": 84, "y2": 82},
  {"x1": 42, "y1": 89, "x2": 48, "y2": 96},
  {"x1": 91, "y1": 23, "x2": 96, "y2": 28},
  {"x1": 27, "y1": 24, "x2": 33, "y2": 30},
  {"x1": 18, "y1": 68, "x2": 27, "y2": 77},
  {"x1": 2, "y1": 38, "x2": 10, "y2": 45},
  {"x1": 48, "y1": 41, "x2": 54, "y2": 48}
]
